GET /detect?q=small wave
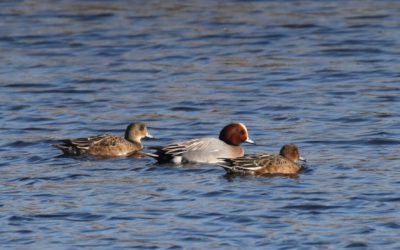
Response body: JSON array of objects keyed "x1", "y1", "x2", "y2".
[
  {"x1": 282, "y1": 204, "x2": 341, "y2": 210},
  {"x1": 33, "y1": 212, "x2": 104, "y2": 221}
]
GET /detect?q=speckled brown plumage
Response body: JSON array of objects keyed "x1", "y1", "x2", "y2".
[
  {"x1": 53, "y1": 122, "x2": 152, "y2": 157},
  {"x1": 219, "y1": 144, "x2": 303, "y2": 175}
]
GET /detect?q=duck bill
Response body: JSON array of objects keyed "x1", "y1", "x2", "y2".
[
  {"x1": 145, "y1": 133, "x2": 154, "y2": 139},
  {"x1": 245, "y1": 138, "x2": 255, "y2": 144},
  {"x1": 298, "y1": 156, "x2": 307, "y2": 163}
]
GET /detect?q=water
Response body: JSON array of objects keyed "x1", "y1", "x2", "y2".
[{"x1": 1, "y1": 0, "x2": 400, "y2": 248}]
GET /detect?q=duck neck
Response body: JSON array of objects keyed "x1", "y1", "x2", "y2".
[{"x1": 126, "y1": 136, "x2": 141, "y2": 144}]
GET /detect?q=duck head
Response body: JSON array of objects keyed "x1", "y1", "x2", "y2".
[
  {"x1": 219, "y1": 122, "x2": 254, "y2": 146},
  {"x1": 125, "y1": 122, "x2": 153, "y2": 143}
]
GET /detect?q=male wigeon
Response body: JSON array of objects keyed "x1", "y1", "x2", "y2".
[
  {"x1": 219, "y1": 144, "x2": 305, "y2": 175},
  {"x1": 148, "y1": 123, "x2": 254, "y2": 164},
  {"x1": 53, "y1": 122, "x2": 152, "y2": 157}
]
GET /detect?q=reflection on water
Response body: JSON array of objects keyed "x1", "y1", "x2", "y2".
[{"x1": 1, "y1": 0, "x2": 400, "y2": 249}]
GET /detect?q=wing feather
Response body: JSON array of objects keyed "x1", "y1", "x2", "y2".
[
  {"x1": 219, "y1": 154, "x2": 286, "y2": 173},
  {"x1": 161, "y1": 138, "x2": 213, "y2": 157}
]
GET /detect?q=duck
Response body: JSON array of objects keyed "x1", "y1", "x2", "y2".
[
  {"x1": 53, "y1": 122, "x2": 152, "y2": 157},
  {"x1": 148, "y1": 122, "x2": 254, "y2": 164},
  {"x1": 219, "y1": 144, "x2": 305, "y2": 175}
]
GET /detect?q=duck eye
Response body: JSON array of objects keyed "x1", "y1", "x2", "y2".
[{"x1": 139, "y1": 125, "x2": 145, "y2": 131}]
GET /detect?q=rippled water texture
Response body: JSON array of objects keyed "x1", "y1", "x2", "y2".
[{"x1": 1, "y1": 0, "x2": 400, "y2": 249}]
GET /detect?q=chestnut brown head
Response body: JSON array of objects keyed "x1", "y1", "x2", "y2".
[{"x1": 219, "y1": 123, "x2": 254, "y2": 146}]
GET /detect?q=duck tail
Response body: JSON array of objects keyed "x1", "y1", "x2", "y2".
[
  {"x1": 217, "y1": 158, "x2": 235, "y2": 172},
  {"x1": 145, "y1": 146, "x2": 175, "y2": 163},
  {"x1": 52, "y1": 143, "x2": 80, "y2": 155}
]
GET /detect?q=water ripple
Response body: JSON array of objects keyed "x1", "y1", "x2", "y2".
[{"x1": 1, "y1": 0, "x2": 400, "y2": 249}]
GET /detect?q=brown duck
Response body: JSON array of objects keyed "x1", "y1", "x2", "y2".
[
  {"x1": 53, "y1": 122, "x2": 152, "y2": 157},
  {"x1": 219, "y1": 144, "x2": 305, "y2": 175}
]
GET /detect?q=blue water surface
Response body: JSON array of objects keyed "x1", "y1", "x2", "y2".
[{"x1": 1, "y1": 1, "x2": 400, "y2": 249}]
